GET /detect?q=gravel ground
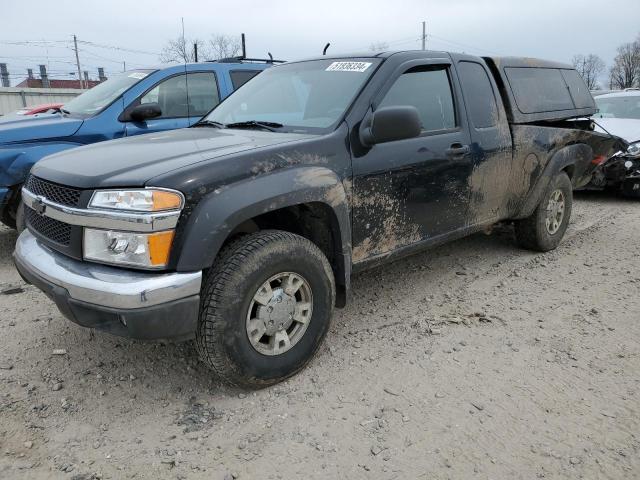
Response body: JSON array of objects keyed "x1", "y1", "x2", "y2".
[{"x1": 1, "y1": 191, "x2": 639, "y2": 480}]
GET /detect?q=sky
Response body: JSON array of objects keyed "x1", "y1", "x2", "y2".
[{"x1": 1, "y1": 0, "x2": 638, "y2": 87}]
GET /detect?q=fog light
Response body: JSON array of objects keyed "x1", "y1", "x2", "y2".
[{"x1": 84, "y1": 228, "x2": 174, "y2": 268}]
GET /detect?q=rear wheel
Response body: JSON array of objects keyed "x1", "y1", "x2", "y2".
[
  {"x1": 196, "y1": 230, "x2": 335, "y2": 388},
  {"x1": 515, "y1": 172, "x2": 572, "y2": 252}
]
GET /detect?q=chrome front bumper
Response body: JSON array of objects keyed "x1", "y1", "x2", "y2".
[{"x1": 13, "y1": 230, "x2": 203, "y2": 340}]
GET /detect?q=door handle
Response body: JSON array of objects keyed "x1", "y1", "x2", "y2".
[{"x1": 445, "y1": 144, "x2": 470, "y2": 157}]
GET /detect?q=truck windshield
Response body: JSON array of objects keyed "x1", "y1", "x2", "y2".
[
  {"x1": 204, "y1": 59, "x2": 380, "y2": 132},
  {"x1": 595, "y1": 96, "x2": 640, "y2": 120},
  {"x1": 63, "y1": 70, "x2": 153, "y2": 117}
]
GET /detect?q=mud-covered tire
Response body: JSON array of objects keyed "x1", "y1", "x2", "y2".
[
  {"x1": 515, "y1": 172, "x2": 572, "y2": 252},
  {"x1": 196, "y1": 230, "x2": 335, "y2": 388}
]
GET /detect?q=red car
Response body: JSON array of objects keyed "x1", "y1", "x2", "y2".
[{"x1": 14, "y1": 103, "x2": 64, "y2": 115}]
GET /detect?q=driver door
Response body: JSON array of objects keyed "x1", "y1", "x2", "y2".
[{"x1": 351, "y1": 61, "x2": 474, "y2": 262}]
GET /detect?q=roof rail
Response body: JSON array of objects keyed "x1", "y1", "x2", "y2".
[
  {"x1": 624, "y1": 87, "x2": 640, "y2": 91},
  {"x1": 210, "y1": 56, "x2": 285, "y2": 64}
]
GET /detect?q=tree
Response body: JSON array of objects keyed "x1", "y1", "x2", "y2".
[
  {"x1": 369, "y1": 41, "x2": 389, "y2": 52},
  {"x1": 207, "y1": 35, "x2": 242, "y2": 61},
  {"x1": 609, "y1": 40, "x2": 640, "y2": 89},
  {"x1": 572, "y1": 54, "x2": 605, "y2": 90},
  {"x1": 159, "y1": 36, "x2": 205, "y2": 63}
]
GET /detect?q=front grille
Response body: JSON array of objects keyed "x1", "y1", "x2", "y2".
[
  {"x1": 25, "y1": 175, "x2": 81, "y2": 207},
  {"x1": 26, "y1": 208, "x2": 72, "y2": 246}
]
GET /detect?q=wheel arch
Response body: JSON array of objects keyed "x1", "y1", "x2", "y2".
[
  {"x1": 175, "y1": 167, "x2": 352, "y2": 307},
  {"x1": 515, "y1": 142, "x2": 592, "y2": 219}
]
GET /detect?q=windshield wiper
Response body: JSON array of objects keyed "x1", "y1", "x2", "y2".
[
  {"x1": 60, "y1": 108, "x2": 71, "y2": 115},
  {"x1": 225, "y1": 120, "x2": 283, "y2": 132},
  {"x1": 192, "y1": 119, "x2": 225, "y2": 128}
]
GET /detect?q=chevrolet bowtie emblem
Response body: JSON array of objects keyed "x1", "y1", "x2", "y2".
[{"x1": 33, "y1": 197, "x2": 47, "y2": 215}]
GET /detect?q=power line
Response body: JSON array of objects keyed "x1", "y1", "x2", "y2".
[
  {"x1": 76, "y1": 40, "x2": 159, "y2": 56},
  {"x1": 427, "y1": 34, "x2": 504, "y2": 56}
]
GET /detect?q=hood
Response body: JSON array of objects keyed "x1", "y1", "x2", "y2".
[
  {"x1": 594, "y1": 117, "x2": 640, "y2": 144},
  {"x1": 32, "y1": 127, "x2": 314, "y2": 188},
  {"x1": 0, "y1": 113, "x2": 83, "y2": 144}
]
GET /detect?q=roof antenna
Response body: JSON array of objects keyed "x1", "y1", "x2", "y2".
[
  {"x1": 268, "y1": 52, "x2": 273, "y2": 63},
  {"x1": 241, "y1": 33, "x2": 246, "y2": 60},
  {"x1": 182, "y1": 17, "x2": 190, "y2": 120},
  {"x1": 323, "y1": 43, "x2": 330, "y2": 55}
]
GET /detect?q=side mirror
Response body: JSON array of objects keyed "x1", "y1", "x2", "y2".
[
  {"x1": 360, "y1": 106, "x2": 422, "y2": 146},
  {"x1": 128, "y1": 103, "x2": 162, "y2": 122}
]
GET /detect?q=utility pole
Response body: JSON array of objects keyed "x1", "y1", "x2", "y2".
[
  {"x1": 123, "y1": 61, "x2": 126, "y2": 72},
  {"x1": 421, "y1": 21, "x2": 426, "y2": 50},
  {"x1": 73, "y1": 35, "x2": 84, "y2": 89}
]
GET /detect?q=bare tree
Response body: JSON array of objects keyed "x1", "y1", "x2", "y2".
[
  {"x1": 160, "y1": 36, "x2": 207, "y2": 63},
  {"x1": 207, "y1": 35, "x2": 242, "y2": 60},
  {"x1": 609, "y1": 40, "x2": 640, "y2": 89},
  {"x1": 572, "y1": 54, "x2": 605, "y2": 90},
  {"x1": 369, "y1": 41, "x2": 389, "y2": 52}
]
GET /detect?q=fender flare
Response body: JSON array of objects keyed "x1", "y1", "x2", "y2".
[
  {"x1": 515, "y1": 143, "x2": 593, "y2": 219},
  {"x1": 175, "y1": 166, "x2": 352, "y2": 299}
]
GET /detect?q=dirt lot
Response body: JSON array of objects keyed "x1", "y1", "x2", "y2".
[{"x1": 1, "y1": 191, "x2": 639, "y2": 480}]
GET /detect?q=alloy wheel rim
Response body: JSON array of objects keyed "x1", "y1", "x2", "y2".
[
  {"x1": 245, "y1": 272, "x2": 313, "y2": 356},
  {"x1": 545, "y1": 189, "x2": 565, "y2": 235}
]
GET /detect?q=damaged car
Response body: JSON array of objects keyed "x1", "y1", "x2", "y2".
[
  {"x1": 585, "y1": 90, "x2": 640, "y2": 197},
  {"x1": 13, "y1": 51, "x2": 621, "y2": 387}
]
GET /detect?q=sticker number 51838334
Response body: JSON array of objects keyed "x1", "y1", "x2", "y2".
[{"x1": 325, "y1": 62, "x2": 372, "y2": 73}]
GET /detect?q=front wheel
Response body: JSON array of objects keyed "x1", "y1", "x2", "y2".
[
  {"x1": 515, "y1": 172, "x2": 573, "y2": 252},
  {"x1": 196, "y1": 230, "x2": 335, "y2": 388}
]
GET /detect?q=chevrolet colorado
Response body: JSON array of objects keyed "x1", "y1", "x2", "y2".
[{"x1": 13, "y1": 51, "x2": 621, "y2": 387}]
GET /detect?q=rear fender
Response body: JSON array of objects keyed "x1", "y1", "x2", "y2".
[{"x1": 516, "y1": 143, "x2": 592, "y2": 219}]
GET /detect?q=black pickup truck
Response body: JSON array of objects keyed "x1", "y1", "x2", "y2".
[{"x1": 13, "y1": 51, "x2": 621, "y2": 387}]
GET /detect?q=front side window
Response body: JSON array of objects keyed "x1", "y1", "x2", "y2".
[
  {"x1": 140, "y1": 74, "x2": 188, "y2": 118},
  {"x1": 205, "y1": 59, "x2": 380, "y2": 132},
  {"x1": 139, "y1": 72, "x2": 218, "y2": 118},
  {"x1": 378, "y1": 66, "x2": 456, "y2": 132}
]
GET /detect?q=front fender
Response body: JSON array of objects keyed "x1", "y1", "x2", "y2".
[
  {"x1": 0, "y1": 142, "x2": 83, "y2": 188},
  {"x1": 175, "y1": 165, "x2": 351, "y2": 282}
]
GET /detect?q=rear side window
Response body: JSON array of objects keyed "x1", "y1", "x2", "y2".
[
  {"x1": 378, "y1": 66, "x2": 456, "y2": 131},
  {"x1": 561, "y1": 69, "x2": 595, "y2": 109},
  {"x1": 457, "y1": 61, "x2": 498, "y2": 128},
  {"x1": 230, "y1": 70, "x2": 261, "y2": 89},
  {"x1": 505, "y1": 67, "x2": 574, "y2": 113}
]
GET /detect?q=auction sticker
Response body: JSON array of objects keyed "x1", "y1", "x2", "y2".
[{"x1": 326, "y1": 62, "x2": 372, "y2": 72}]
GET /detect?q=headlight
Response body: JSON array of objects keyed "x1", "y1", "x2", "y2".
[
  {"x1": 84, "y1": 229, "x2": 175, "y2": 268},
  {"x1": 627, "y1": 142, "x2": 640, "y2": 158},
  {"x1": 89, "y1": 189, "x2": 183, "y2": 212}
]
